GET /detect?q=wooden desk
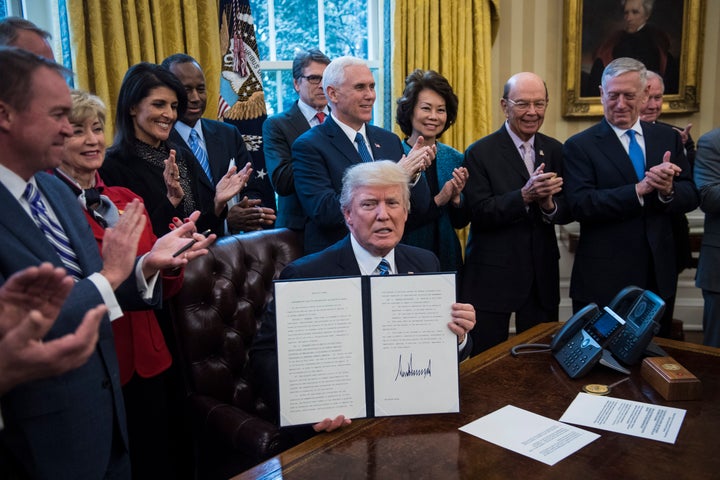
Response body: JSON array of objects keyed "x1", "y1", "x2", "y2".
[{"x1": 235, "y1": 323, "x2": 720, "y2": 479}]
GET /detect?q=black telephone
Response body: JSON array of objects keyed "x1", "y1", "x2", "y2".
[
  {"x1": 550, "y1": 287, "x2": 666, "y2": 378},
  {"x1": 606, "y1": 286, "x2": 665, "y2": 365},
  {"x1": 551, "y1": 305, "x2": 627, "y2": 378}
]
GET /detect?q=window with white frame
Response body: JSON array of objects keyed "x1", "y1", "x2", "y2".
[{"x1": 249, "y1": 0, "x2": 390, "y2": 127}]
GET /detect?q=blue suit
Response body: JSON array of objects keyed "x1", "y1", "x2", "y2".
[
  {"x1": 563, "y1": 119, "x2": 698, "y2": 325},
  {"x1": 292, "y1": 115, "x2": 431, "y2": 253},
  {"x1": 263, "y1": 101, "x2": 311, "y2": 230},
  {"x1": 249, "y1": 235, "x2": 467, "y2": 425},
  {"x1": 0, "y1": 172, "x2": 160, "y2": 479}
]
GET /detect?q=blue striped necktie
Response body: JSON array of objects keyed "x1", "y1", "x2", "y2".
[
  {"x1": 355, "y1": 132, "x2": 373, "y2": 163},
  {"x1": 626, "y1": 130, "x2": 646, "y2": 180},
  {"x1": 377, "y1": 258, "x2": 391, "y2": 276},
  {"x1": 189, "y1": 129, "x2": 214, "y2": 183},
  {"x1": 24, "y1": 183, "x2": 83, "y2": 281}
]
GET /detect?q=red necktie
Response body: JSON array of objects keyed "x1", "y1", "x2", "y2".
[{"x1": 316, "y1": 112, "x2": 325, "y2": 124}]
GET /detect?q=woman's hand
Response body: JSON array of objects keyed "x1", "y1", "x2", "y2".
[
  {"x1": 434, "y1": 167, "x2": 469, "y2": 207},
  {"x1": 214, "y1": 162, "x2": 253, "y2": 216},
  {"x1": 163, "y1": 149, "x2": 184, "y2": 207},
  {"x1": 142, "y1": 211, "x2": 216, "y2": 277}
]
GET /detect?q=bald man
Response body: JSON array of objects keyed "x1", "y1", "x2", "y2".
[{"x1": 461, "y1": 72, "x2": 570, "y2": 355}]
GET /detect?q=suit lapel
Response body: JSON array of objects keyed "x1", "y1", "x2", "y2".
[
  {"x1": 201, "y1": 119, "x2": 232, "y2": 183},
  {"x1": 286, "y1": 103, "x2": 311, "y2": 138},
  {"x1": 0, "y1": 181, "x2": 58, "y2": 267},
  {"x1": 323, "y1": 116, "x2": 362, "y2": 164},
  {"x1": 595, "y1": 119, "x2": 638, "y2": 182},
  {"x1": 333, "y1": 237, "x2": 362, "y2": 275},
  {"x1": 35, "y1": 174, "x2": 97, "y2": 273},
  {"x1": 497, "y1": 127, "x2": 531, "y2": 180},
  {"x1": 641, "y1": 122, "x2": 664, "y2": 170}
]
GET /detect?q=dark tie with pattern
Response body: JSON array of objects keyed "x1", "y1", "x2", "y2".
[
  {"x1": 24, "y1": 183, "x2": 83, "y2": 281},
  {"x1": 355, "y1": 132, "x2": 373, "y2": 163},
  {"x1": 626, "y1": 130, "x2": 646, "y2": 180},
  {"x1": 377, "y1": 258, "x2": 391, "y2": 276}
]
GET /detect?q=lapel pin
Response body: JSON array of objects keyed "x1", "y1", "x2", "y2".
[
  {"x1": 374, "y1": 143, "x2": 381, "y2": 149},
  {"x1": 539, "y1": 150, "x2": 545, "y2": 156}
]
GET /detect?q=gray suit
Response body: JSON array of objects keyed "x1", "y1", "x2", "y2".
[
  {"x1": 0, "y1": 172, "x2": 160, "y2": 479},
  {"x1": 694, "y1": 127, "x2": 720, "y2": 347}
]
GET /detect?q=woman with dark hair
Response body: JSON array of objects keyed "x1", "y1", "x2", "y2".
[
  {"x1": 100, "y1": 62, "x2": 251, "y2": 236},
  {"x1": 396, "y1": 69, "x2": 470, "y2": 271}
]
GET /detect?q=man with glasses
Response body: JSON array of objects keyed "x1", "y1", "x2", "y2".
[
  {"x1": 563, "y1": 57, "x2": 698, "y2": 338},
  {"x1": 263, "y1": 49, "x2": 331, "y2": 232},
  {"x1": 461, "y1": 72, "x2": 570, "y2": 355}
]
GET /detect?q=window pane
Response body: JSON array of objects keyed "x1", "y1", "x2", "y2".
[
  {"x1": 261, "y1": 69, "x2": 295, "y2": 116},
  {"x1": 324, "y1": 0, "x2": 368, "y2": 58}
]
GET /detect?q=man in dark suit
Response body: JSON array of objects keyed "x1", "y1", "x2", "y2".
[
  {"x1": 0, "y1": 47, "x2": 212, "y2": 480},
  {"x1": 461, "y1": 72, "x2": 570, "y2": 356},
  {"x1": 263, "y1": 48, "x2": 330, "y2": 231},
  {"x1": 163, "y1": 54, "x2": 276, "y2": 234},
  {"x1": 292, "y1": 55, "x2": 435, "y2": 254},
  {"x1": 563, "y1": 57, "x2": 698, "y2": 338},
  {"x1": 250, "y1": 160, "x2": 475, "y2": 439},
  {"x1": 693, "y1": 127, "x2": 720, "y2": 347},
  {"x1": 640, "y1": 70, "x2": 697, "y2": 319}
]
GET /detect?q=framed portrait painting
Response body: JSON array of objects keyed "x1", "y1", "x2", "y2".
[{"x1": 562, "y1": 0, "x2": 705, "y2": 117}]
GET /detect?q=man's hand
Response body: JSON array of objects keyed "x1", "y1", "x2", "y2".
[
  {"x1": 520, "y1": 163, "x2": 563, "y2": 209},
  {"x1": 100, "y1": 199, "x2": 145, "y2": 289},
  {"x1": 313, "y1": 415, "x2": 351, "y2": 433},
  {"x1": 447, "y1": 302, "x2": 476, "y2": 345},
  {"x1": 673, "y1": 123, "x2": 693, "y2": 145},
  {"x1": 142, "y1": 211, "x2": 216, "y2": 277},
  {"x1": 0, "y1": 263, "x2": 73, "y2": 335},
  {"x1": 227, "y1": 196, "x2": 277, "y2": 233},
  {"x1": 214, "y1": 162, "x2": 253, "y2": 216},
  {"x1": 638, "y1": 151, "x2": 681, "y2": 197},
  {"x1": 0, "y1": 264, "x2": 106, "y2": 394},
  {"x1": 398, "y1": 136, "x2": 436, "y2": 177}
]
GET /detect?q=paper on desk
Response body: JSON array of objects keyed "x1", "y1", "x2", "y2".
[
  {"x1": 559, "y1": 392, "x2": 685, "y2": 444},
  {"x1": 459, "y1": 405, "x2": 599, "y2": 466}
]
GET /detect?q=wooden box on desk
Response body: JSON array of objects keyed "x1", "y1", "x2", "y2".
[{"x1": 641, "y1": 356, "x2": 702, "y2": 401}]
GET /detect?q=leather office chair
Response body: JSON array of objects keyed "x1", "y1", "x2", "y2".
[{"x1": 168, "y1": 228, "x2": 303, "y2": 478}]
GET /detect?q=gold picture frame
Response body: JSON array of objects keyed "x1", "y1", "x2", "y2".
[{"x1": 562, "y1": 0, "x2": 705, "y2": 117}]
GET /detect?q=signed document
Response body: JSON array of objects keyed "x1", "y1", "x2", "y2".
[{"x1": 275, "y1": 273, "x2": 459, "y2": 427}]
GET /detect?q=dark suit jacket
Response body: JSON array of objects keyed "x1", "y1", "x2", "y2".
[
  {"x1": 101, "y1": 142, "x2": 224, "y2": 236},
  {"x1": 694, "y1": 127, "x2": 720, "y2": 292},
  {"x1": 461, "y1": 126, "x2": 571, "y2": 312},
  {"x1": 170, "y1": 119, "x2": 251, "y2": 184},
  {"x1": 0, "y1": 172, "x2": 160, "y2": 479},
  {"x1": 563, "y1": 118, "x2": 699, "y2": 306},
  {"x1": 249, "y1": 236, "x2": 468, "y2": 423},
  {"x1": 292, "y1": 115, "x2": 431, "y2": 254},
  {"x1": 263, "y1": 102, "x2": 310, "y2": 230}
]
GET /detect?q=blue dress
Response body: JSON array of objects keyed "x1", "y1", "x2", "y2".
[{"x1": 401, "y1": 141, "x2": 470, "y2": 271}]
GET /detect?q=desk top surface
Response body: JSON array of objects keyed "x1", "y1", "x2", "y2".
[{"x1": 236, "y1": 323, "x2": 720, "y2": 480}]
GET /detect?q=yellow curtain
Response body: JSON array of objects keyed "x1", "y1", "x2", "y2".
[
  {"x1": 393, "y1": 0, "x2": 500, "y2": 252},
  {"x1": 67, "y1": 0, "x2": 220, "y2": 141},
  {"x1": 393, "y1": 0, "x2": 500, "y2": 151}
]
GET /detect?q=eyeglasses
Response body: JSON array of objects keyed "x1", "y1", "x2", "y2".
[
  {"x1": 300, "y1": 75, "x2": 323, "y2": 85},
  {"x1": 505, "y1": 98, "x2": 548, "y2": 111}
]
